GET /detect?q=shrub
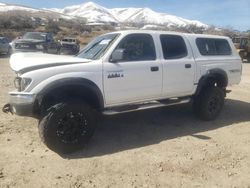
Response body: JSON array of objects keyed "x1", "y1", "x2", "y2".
[{"x1": 45, "y1": 20, "x2": 61, "y2": 34}]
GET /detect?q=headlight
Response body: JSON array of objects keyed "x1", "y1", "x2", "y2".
[
  {"x1": 21, "y1": 78, "x2": 32, "y2": 91},
  {"x1": 36, "y1": 44, "x2": 44, "y2": 50},
  {"x1": 14, "y1": 77, "x2": 32, "y2": 91},
  {"x1": 14, "y1": 77, "x2": 21, "y2": 91}
]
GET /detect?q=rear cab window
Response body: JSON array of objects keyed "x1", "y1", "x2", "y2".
[
  {"x1": 160, "y1": 35, "x2": 188, "y2": 59},
  {"x1": 196, "y1": 38, "x2": 232, "y2": 56}
]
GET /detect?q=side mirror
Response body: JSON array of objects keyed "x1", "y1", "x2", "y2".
[{"x1": 110, "y1": 49, "x2": 125, "y2": 63}]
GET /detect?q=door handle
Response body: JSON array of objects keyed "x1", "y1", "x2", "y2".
[
  {"x1": 185, "y1": 64, "x2": 192, "y2": 68},
  {"x1": 151, "y1": 66, "x2": 159, "y2": 72}
]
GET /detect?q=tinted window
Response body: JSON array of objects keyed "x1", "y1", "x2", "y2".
[
  {"x1": 196, "y1": 38, "x2": 231, "y2": 55},
  {"x1": 160, "y1": 35, "x2": 187, "y2": 59},
  {"x1": 115, "y1": 34, "x2": 156, "y2": 61},
  {"x1": 23, "y1": 32, "x2": 46, "y2": 41}
]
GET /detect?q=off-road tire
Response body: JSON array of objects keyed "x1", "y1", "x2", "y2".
[
  {"x1": 193, "y1": 87, "x2": 225, "y2": 121},
  {"x1": 38, "y1": 101, "x2": 96, "y2": 154}
]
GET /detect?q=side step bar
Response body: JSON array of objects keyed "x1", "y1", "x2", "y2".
[{"x1": 102, "y1": 98, "x2": 191, "y2": 115}]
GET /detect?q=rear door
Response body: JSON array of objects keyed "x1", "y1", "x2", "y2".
[
  {"x1": 103, "y1": 33, "x2": 163, "y2": 105},
  {"x1": 160, "y1": 34, "x2": 196, "y2": 97}
]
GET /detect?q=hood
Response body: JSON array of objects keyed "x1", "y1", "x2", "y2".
[
  {"x1": 10, "y1": 53, "x2": 90, "y2": 73},
  {"x1": 15, "y1": 39, "x2": 45, "y2": 44}
]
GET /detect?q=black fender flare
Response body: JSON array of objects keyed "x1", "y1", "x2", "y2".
[
  {"x1": 195, "y1": 68, "x2": 228, "y2": 96},
  {"x1": 36, "y1": 77, "x2": 104, "y2": 109}
]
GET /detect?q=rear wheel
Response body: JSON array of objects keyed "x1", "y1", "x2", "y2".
[
  {"x1": 193, "y1": 87, "x2": 225, "y2": 121},
  {"x1": 38, "y1": 101, "x2": 96, "y2": 154}
]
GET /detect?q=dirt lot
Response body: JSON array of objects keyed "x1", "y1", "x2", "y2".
[{"x1": 0, "y1": 56, "x2": 250, "y2": 188}]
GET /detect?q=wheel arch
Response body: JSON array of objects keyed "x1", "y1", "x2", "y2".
[
  {"x1": 34, "y1": 77, "x2": 104, "y2": 115},
  {"x1": 195, "y1": 68, "x2": 228, "y2": 96}
]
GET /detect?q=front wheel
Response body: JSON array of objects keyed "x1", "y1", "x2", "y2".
[
  {"x1": 193, "y1": 87, "x2": 225, "y2": 121},
  {"x1": 38, "y1": 101, "x2": 96, "y2": 154}
]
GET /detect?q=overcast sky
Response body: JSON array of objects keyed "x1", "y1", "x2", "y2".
[{"x1": 1, "y1": 0, "x2": 250, "y2": 31}]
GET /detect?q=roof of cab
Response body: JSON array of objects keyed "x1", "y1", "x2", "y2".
[{"x1": 107, "y1": 30, "x2": 230, "y2": 40}]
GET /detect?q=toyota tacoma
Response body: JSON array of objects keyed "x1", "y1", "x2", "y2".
[{"x1": 3, "y1": 30, "x2": 242, "y2": 154}]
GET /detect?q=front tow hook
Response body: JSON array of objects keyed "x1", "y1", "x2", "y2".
[{"x1": 2, "y1": 104, "x2": 13, "y2": 114}]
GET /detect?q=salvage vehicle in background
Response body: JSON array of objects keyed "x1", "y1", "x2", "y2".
[
  {"x1": 0, "y1": 37, "x2": 11, "y2": 55},
  {"x1": 60, "y1": 37, "x2": 80, "y2": 55},
  {"x1": 232, "y1": 36, "x2": 250, "y2": 62},
  {"x1": 12, "y1": 32, "x2": 61, "y2": 54}
]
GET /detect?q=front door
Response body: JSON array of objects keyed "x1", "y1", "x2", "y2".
[{"x1": 103, "y1": 34, "x2": 163, "y2": 106}]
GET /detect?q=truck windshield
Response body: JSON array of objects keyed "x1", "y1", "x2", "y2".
[
  {"x1": 77, "y1": 33, "x2": 119, "y2": 60},
  {"x1": 23, "y1": 32, "x2": 46, "y2": 41}
]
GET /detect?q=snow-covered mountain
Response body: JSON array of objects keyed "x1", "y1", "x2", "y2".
[
  {"x1": 0, "y1": 1, "x2": 208, "y2": 28},
  {"x1": 0, "y1": 2, "x2": 39, "y2": 12},
  {"x1": 111, "y1": 7, "x2": 205, "y2": 27},
  {"x1": 0, "y1": 2, "x2": 74, "y2": 20},
  {"x1": 55, "y1": 2, "x2": 207, "y2": 27},
  {"x1": 57, "y1": 2, "x2": 118, "y2": 23}
]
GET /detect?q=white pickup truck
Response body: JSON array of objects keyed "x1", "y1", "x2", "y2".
[{"x1": 3, "y1": 30, "x2": 242, "y2": 154}]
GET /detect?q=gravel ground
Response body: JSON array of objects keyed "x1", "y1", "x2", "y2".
[{"x1": 0, "y1": 56, "x2": 250, "y2": 188}]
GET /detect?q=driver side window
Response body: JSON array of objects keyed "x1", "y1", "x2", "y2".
[{"x1": 115, "y1": 34, "x2": 156, "y2": 61}]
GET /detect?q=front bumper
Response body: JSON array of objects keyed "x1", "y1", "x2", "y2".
[{"x1": 2, "y1": 92, "x2": 36, "y2": 117}]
